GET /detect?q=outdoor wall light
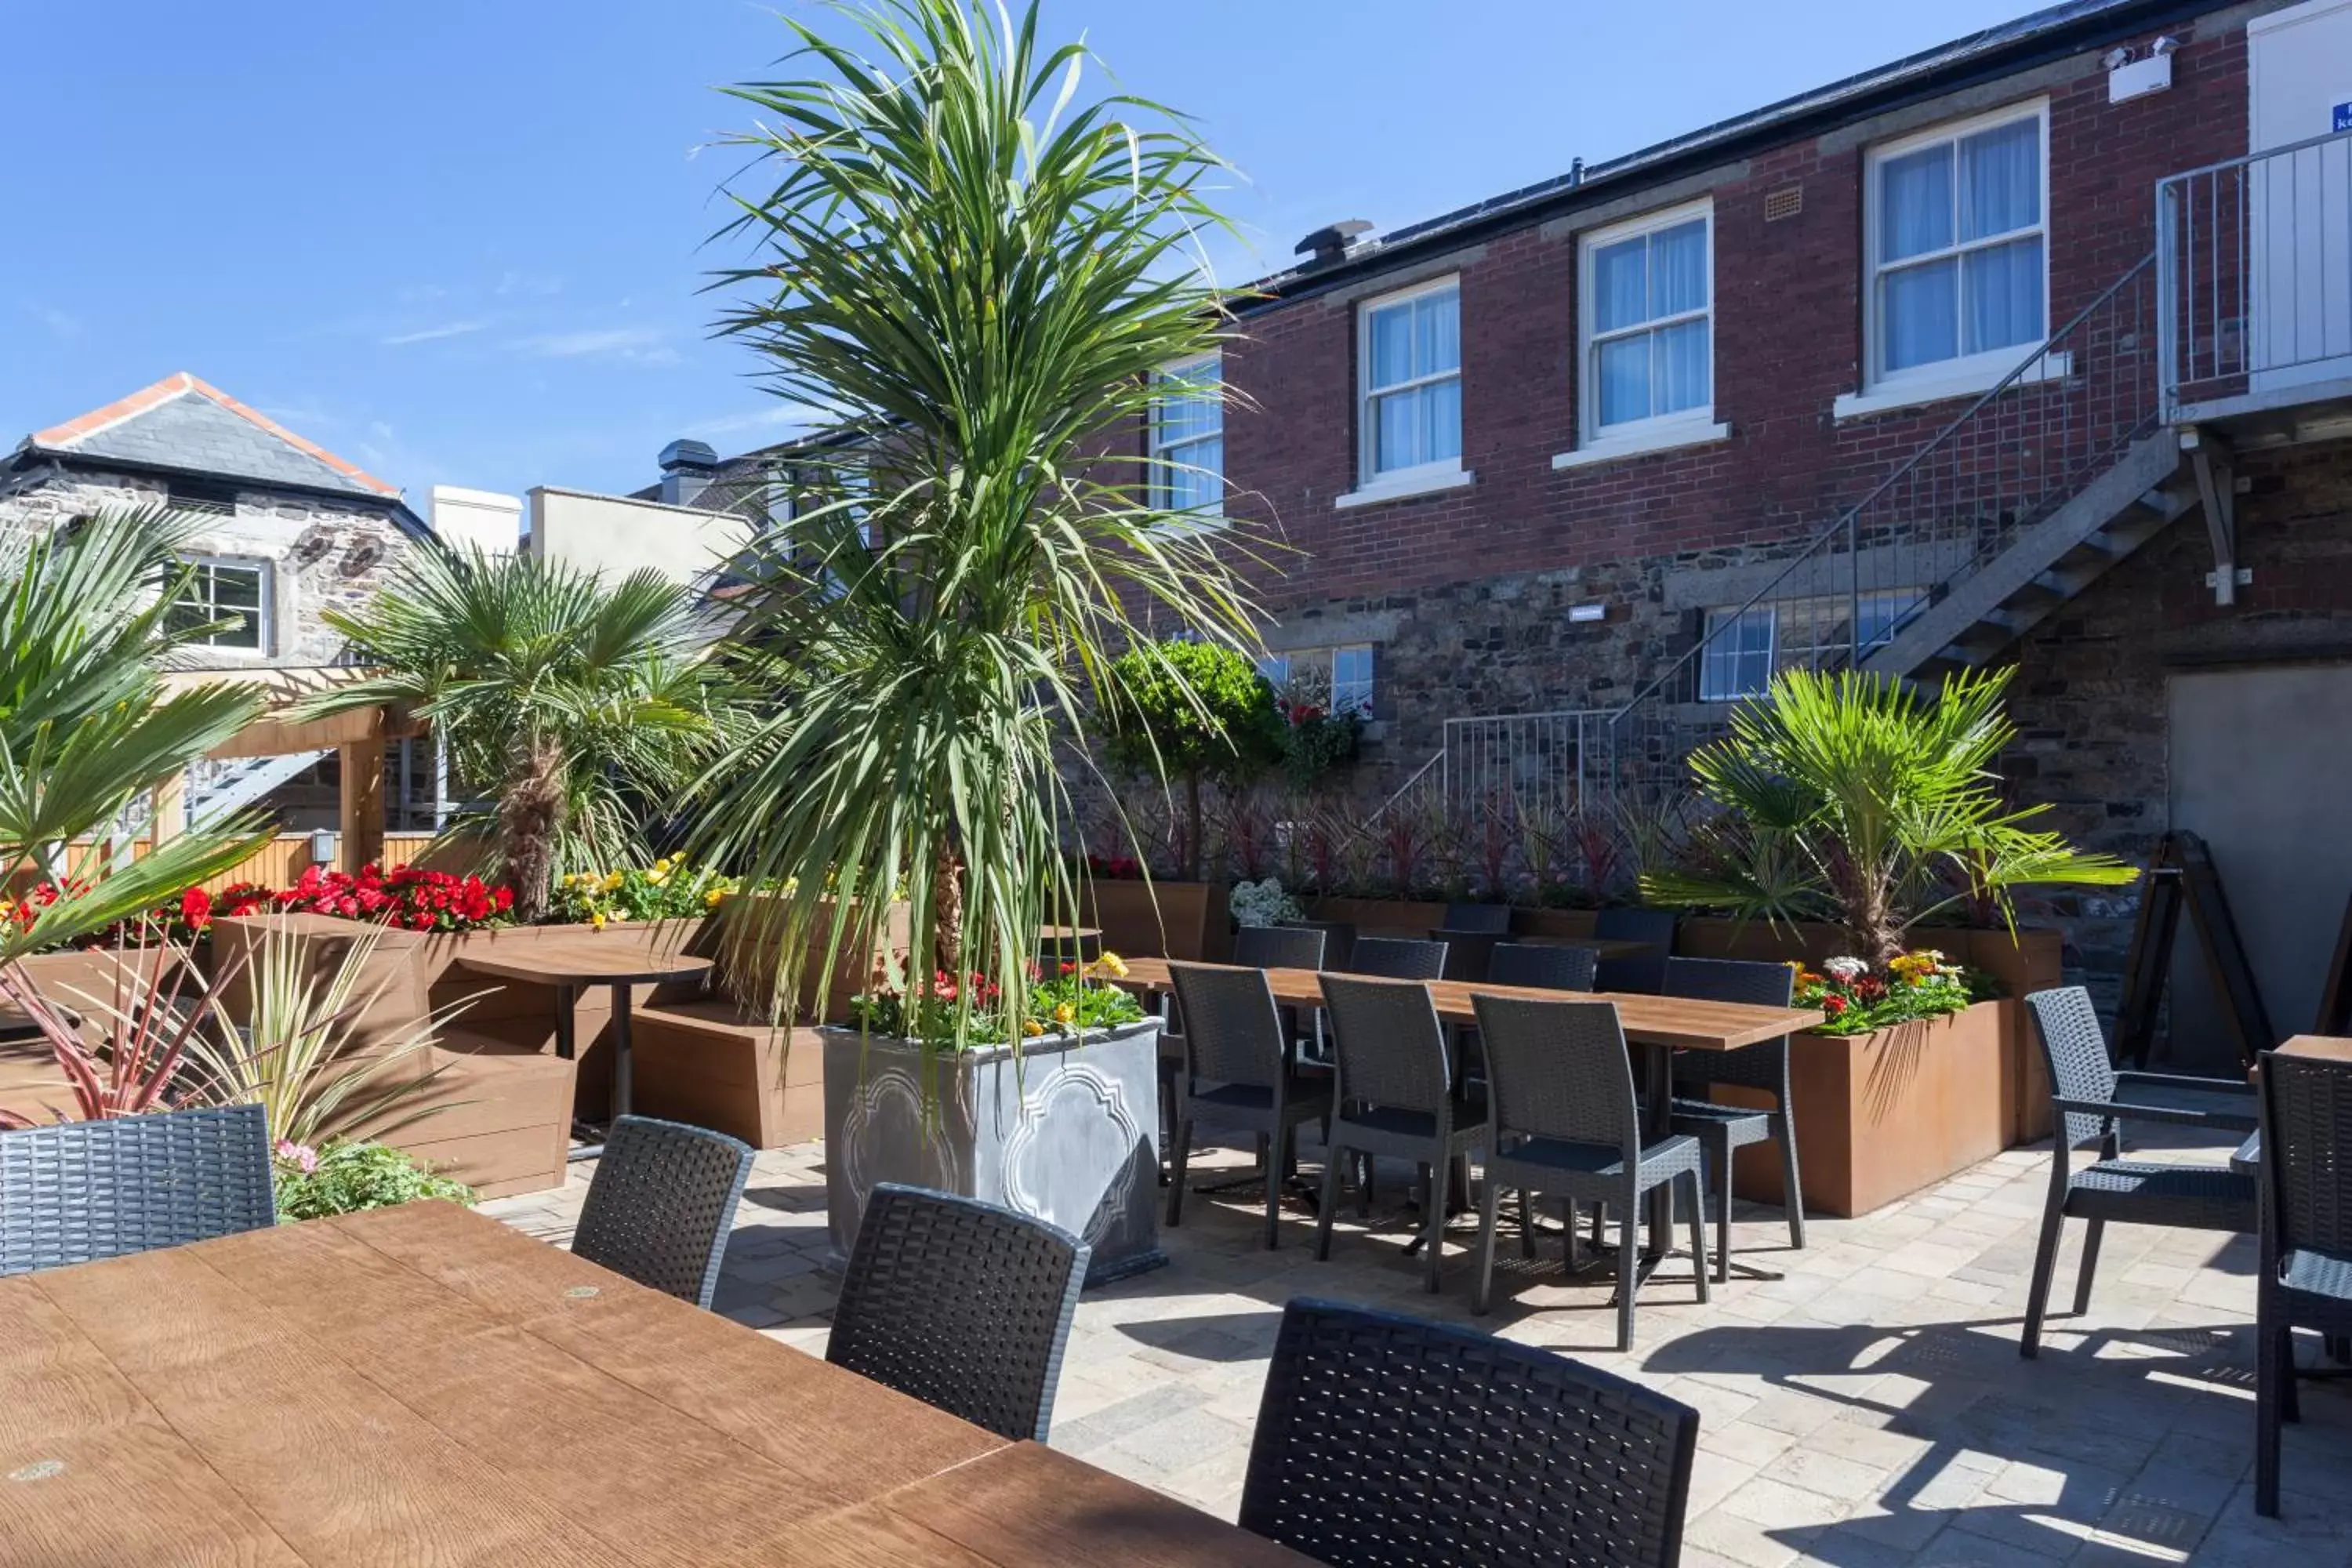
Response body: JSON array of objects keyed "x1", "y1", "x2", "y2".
[{"x1": 310, "y1": 828, "x2": 339, "y2": 866}]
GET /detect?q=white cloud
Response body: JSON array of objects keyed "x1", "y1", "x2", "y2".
[
  {"x1": 382, "y1": 320, "x2": 486, "y2": 347},
  {"x1": 686, "y1": 402, "x2": 826, "y2": 439},
  {"x1": 518, "y1": 325, "x2": 677, "y2": 363}
]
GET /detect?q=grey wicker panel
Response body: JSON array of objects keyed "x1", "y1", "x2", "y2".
[
  {"x1": 1486, "y1": 943, "x2": 1598, "y2": 993},
  {"x1": 1442, "y1": 902, "x2": 1515, "y2": 935},
  {"x1": 571, "y1": 1115, "x2": 753, "y2": 1309},
  {"x1": 2263, "y1": 1054, "x2": 2352, "y2": 1262},
  {"x1": 1665, "y1": 958, "x2": 1794, "y2": 1092},
  {"x1": 1283, "y1": 920, "x2": 1356, "y2": 970},
  {"x1": 2025, "y1": 986, "x2": 2122, "y2": 1149},
  {"x1": 0, "y1": 1105, "x2": 274, "y2": 1277},
  {"x1": 1234, "y1": 925, "x2": 1327, "y2": 972},
  {"x1": 1319, "y1": 975, "x2": 1451, "y2": 1114},
  {"x1": 1432, "y1": 929, "x2": 1502, "y2": 982},
  {"x1": 1168, "y1": 963, "x2": 1287, "y2": 1088},
  {"x1": 1347, "y1": 937, "x2": 1449, "y2": 981},
  {"x1": 2067, "y1": 1160, "x2": 2256, "y2": 1229},
  {"x1": 1240, "y1": 1298, "x2": 1699, "y2": 1567},
  {"x1": 1473, "y1": 994, "x2": 1639, "y2": 1149},
  {"x1": 1594, "y1": 909, "x2": 1678, "y2": 994},
  {"x1": 828, "y1": 1182, "x2": 1088, "y2": 1442}
]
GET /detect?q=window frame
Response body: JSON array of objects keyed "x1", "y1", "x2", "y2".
[
  {"x1": 1330, "y1": 644, "x2": 1375, "y2": 720},
  {"x1": 1149, "y1": 350, "x2": 1225, "y2": 521},
  {"x1": 1697, "y1": 589, "x2": 1925, "y2": 702},
  {"x1": 1577, "y1": 198, "x2": 1719, "y2": 448},
  {"x1": 1861, "y1": 100, "x2": 2052, "y2": 397},
  {"x1": 1355, "y1": 274, "x2": 1465, "y2": 489},
  {"x1": 172, "y1": 554, "x2": 272, "y2": 654}
]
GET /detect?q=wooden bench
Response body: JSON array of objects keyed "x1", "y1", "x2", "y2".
[{"x1": 631, "y1": 996, "x2": 826, "y2": 1149}]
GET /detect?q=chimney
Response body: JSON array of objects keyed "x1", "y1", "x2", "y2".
[
  {"x1": 1294, "y1": 220, "x2": 1374, "y2": 269},
  {"x1": 657, "y1": 438, "x2": 720, "y2": 507}
]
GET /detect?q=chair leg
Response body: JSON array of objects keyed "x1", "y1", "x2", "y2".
[
  {"x1": 2020, "y1": 1200, "x2": 2067, "y2": 1359},
  {"x1": 1519, "y1": 1188, "x2": 1537, "y2": 1260},
  {"x1": 1773, "y1": 1110, "x2": 1806, "y2": 1252},
  {"x1": 1424, "y1": 1149, "x2": 1452, "y2": 1294},
  {"x1": 2257, "y1": 1315, "x2": 2285, "y2": 1518},
  {"x1": 1711, "y1": 1133, "x2": 1733, "y2": 1286},
  {"x1": 1263, "y1": 1123, "x2": 1289, "y2": 1250},
  {"x1": 1165, "y1": 1118, "x2": 1192, "y2": 1228},
  {"x1": 1357, "y1": 1152, "x2": 1374, "y2": 1218},
  {"x1": 1473, "y1": 1170, "x2": 1501, "y2": 1315},
  {"x1": 1615, "y1": 1205, "x2": 1639, "y2": 1352},
  {"x1": 1314, "y1": 1139, "x2": 1345, "y2": 1261},
  {"x1": 2281, "y1": 1324, "x2": 2303, "y2": 1425},
  {"x1": 1684, "y1": 1170, "x2": 1711, "y2": 1304},
  {"x1": 1564, "y1": 1198, "x2": 1581, "y2": 1272},
  {"x1": 2073, "y1": 1218, "x2": 2106, "y2": 1318}
]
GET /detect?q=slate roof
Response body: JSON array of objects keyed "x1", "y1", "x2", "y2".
[{"x1": 18, "y1": 372, "x2": 402, "y2": 500}]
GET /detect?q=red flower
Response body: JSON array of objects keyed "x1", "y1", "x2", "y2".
[
  {"x1": 1822, "y1": 995, "x2": 1847, "y2": 1015},
  {"x1": 179, "y1": 886, "x2": 213, "y2": 931}
]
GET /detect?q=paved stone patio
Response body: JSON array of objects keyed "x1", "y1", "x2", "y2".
[{"x1": 484, "y1": 1129, "x2": 2352, "y2": 1567}]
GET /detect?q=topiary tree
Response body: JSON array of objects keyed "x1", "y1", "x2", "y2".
[{"x1": 1100, "y1": 639, "x2": 1283, "y2": 880}]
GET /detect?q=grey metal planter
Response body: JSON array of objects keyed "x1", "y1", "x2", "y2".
[{"x1": 819, "y1": 1018, "x2": 1165, "y2": 1286}]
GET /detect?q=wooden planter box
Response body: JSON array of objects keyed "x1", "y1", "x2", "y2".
[
  {"x1": 1083, "y1": 880, "x2": 1230, "y2": 961},
  {"x1": 821, "y1": 1020, "x2": 1166, "y2": 1284},
  {"x1": 1717, "y1": 1000, "x2": 2026, "y2": 1218}
]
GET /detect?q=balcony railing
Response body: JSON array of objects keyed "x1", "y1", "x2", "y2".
[{"x1": 2159, "y1": 125, "x2": 2352, "y2": 419}]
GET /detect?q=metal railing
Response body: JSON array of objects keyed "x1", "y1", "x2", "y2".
[
  {"x1": 1443, "y1": 707, "x2": 1614, "y2": 809},
  {"x1": 1594, "y1": 251, "x2": 2161, "y2": 803},
  {"x1": 2159, "y1": 125, "x2": 2352, "y2": 419}
]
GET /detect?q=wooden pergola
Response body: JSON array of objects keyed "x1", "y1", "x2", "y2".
[{"x1": 151, "y1": 667, "x2": 426, "y2": 873}]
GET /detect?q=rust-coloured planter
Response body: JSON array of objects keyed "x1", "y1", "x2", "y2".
[{"x1": 1083, "y1": 880, "x2": 1231, "y2": 961}]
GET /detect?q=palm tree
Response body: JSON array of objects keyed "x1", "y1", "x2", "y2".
[
  {"x1": 0, "y1": 509, "x2": 270, "y2": 958},
  {"x1": 1641, "y1": 666, "x2": 2136, "y2": 964},
  {"x1": 688, "y1": 0, "x2": 1264, "y2": 1040},
  {"x1": 299, "y1": 546, "x2": 739, "y2": 922}
]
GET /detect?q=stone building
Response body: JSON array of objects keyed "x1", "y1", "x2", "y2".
[{"x1": 0, "y1": 372, "x2": 434, "y2": 829}]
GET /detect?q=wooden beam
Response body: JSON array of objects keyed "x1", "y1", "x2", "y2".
[
  {"x1": 208, "y1": 707, "x2": 384, "y2": 761},
  {"x1": 338, "y1": 739, "x2": 386, "y2": 873},
  {"x1": 151, "y1": 771, "x2": 187, "y2": 844}
]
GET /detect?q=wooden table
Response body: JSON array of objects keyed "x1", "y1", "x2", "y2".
[
  {"x1": 0, "y1": 1202, "x2": 1308, "y2": 1566},
  {"x1": 1123, "y1": 958, "x2": 1820, "y2": 1283},
  {"x1": 2278, "y1": 1034, "x2": 2352, "y2": 1063},
  {"x1": 459, "y1": 939, "x2": 714, "y2": 1160}
]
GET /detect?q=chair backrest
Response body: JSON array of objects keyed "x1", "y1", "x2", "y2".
[
  {"x1": 1319, "y1": 975, "x2": 1452, "y2": 1116},
  {"x1": 0, "y1": 1104, "x2": 274, "y2": 1278},
  {"x1": 1432, "y1": 929, "x2": 1502, "y2": 982},
  {"x1": 2259, "y1": 1052, "x2": 2352, "y2": 1265},
  {"x1": 1348, "y1": 936, "x2": 1450, "y2": 981},
  {"x1": 1442, "y1": 902, "x2": 1514, "y2": 935},
  {"x1": 1283, "y1": 920, "x2": 1356, "y2": 971},
  {"x1": 1664, "y1": 957, "x2": 1795, "y2": 1091},
  {"x1": 1594, "y1": 908, "x2": 1679, "y2": 994},
  {"x1": 1232, "y1": 924, "x2": 1327, "y2": 972},
  {"x1": 1167, "y1": 963, "x2": 1287, "y2": 1088},
  {"x1": 2024, "y1": 986, "x2": 2121, "y2": 1149},
  {"x1": 1473, "y1": 993, "x2": 1640, "y2": 1154},
  {"x1": 828, "y1": 1183, "x2": 1089, "y2": 1442},
  {"x1": 1486, "y1": 942, "x2": 1599, "y2": 993},
  {"x1": 1241, "y1": 1298, "x2": 1698, "y2": 1568},
  {"x1": 571, "y1": 1115, "x2": 754, "y2": 1308}
]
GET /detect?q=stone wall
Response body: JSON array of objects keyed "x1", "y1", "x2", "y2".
[{"x1": 0, "y1": 466, "x2": 416, "y2": 670}]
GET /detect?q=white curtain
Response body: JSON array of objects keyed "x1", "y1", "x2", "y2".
[{"x1": 1881, "y1": 144, "x2": 1953, "y2": 261}]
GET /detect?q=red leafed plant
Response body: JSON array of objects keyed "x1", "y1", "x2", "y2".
[{"x1": 0, "y1": 947, "x2": 240, "y2": 1128}]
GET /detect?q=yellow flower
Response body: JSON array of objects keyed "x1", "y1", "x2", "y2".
[
  {"x1": 601, "y1": 871, "x2": 623, "y2": 892},
  {"x1": 1052, "y1": 1002, "x2": 1076, "y2": 1025},
  {"x1": 704, "y1": 888, "x2": 725, "y2": 909},
  {"x1": 1022, "y1": 1018, "x2": 1045, "y2": 1037},
  {"x1": 590, "y1": 913, "x2": 606, "y2": 931},
  {"x1": 1094, "y1": 951, "x2": 1129, "y2": 978},
  {"x1": 655, "y1": 856, "x2": 673, "y2": 872},
  {"x1": 647, "y1": 867, "x2": 669, "y2": 885}
]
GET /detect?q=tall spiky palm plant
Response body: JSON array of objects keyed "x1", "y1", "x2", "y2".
[
  {"x1": 1641, "y1": 666, "x2": 2136, "y2": 963},
  {"x1": 299, "y1": 546, "x2": 739, "y2": 922},
  {"x1": 0, "y1": 509, "x2": 270, "y2": 958},
  {"x1": 690, "y1": 0, "x2": 1264, "y2": 1041}
]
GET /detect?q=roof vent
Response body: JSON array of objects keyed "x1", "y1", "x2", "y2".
[
  {"x1": 657, "y1": 438, "x2": 721, "y2": 507},
  {"x1": 1294, "y1": 220, "x2": 1374, "y2": 267}
]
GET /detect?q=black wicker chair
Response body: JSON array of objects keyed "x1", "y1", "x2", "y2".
[
  {"x1": 1315, "y1": 975, "x2": 1486, "y2": 1291},
  {"x1": 1472, "y1": 993, "x2": 1708, "y2": 1347},
  {"x1": 2254, "y1": 1050, "x2": 2352, "y2": 1517},
  {"x1": 1665, "y1": 956, "x2": 1806, "y2": 1282},
  {"x1": 1240, "y1": 1298, "x2": 1700, "y2": 1568},
  {"x1": 2020, "y1": 986, "x2": 2259, "y2": 1358},
  {"x1": 1486, "y1": 942, "x2": 1599, "y2": 992},
  {"x1": 1441, "y1": 902, "x2": 1514, "y2": 935},
  {"x1": 1594, "y1": 908, "x2": 1678, "y2": 995},
  {"x1": 1347, "y1": 936, "x2": 1449, "y2": 981},
  {"x1": 828, "y1": 1182, "x2": 1089, "y2": 1443},
  {"x1": 0, "y1": 1104, "x2": 274, "y2": 1277},
  {"x1": 572, "y1": 1115, "x2": 755, "y2": 1309},
  {"x1": 1283, "y1": 920, "x2": 1356, "y2": 971},
  {"x1": 1232, "y1": 924, "x2": 1328, "y2": 972},
  {"x1": 1430, "y1": 928, "x2": 1504, "y2": 983},
  {"x1": 1166, "y1": 962, "x2": 1335, "y2": 1248}
]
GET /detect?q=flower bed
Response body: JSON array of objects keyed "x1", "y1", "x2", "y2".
[{"x1": 1792, "y1": 949, "x2": 1979, "y2": 1035}]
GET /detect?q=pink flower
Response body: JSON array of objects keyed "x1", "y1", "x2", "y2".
[{"x1": 274, "y1": 1139, "x2": 320, "y2": 1174}]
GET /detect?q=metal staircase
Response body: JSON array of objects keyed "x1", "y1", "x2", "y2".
[{"x1": 186, "y1": 750, "x2": 329, "y2": 828}]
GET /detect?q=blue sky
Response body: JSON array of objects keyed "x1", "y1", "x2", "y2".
[{"x1": 2, "y1": 0, "x2": 2039, "y2": 503}]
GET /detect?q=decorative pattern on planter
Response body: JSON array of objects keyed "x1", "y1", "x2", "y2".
[
  {"x1": 835, "y1": 1065, "x2": 969, "y2": 1227},
  {"x1": 1000, "y1": 1062, "x2": 1144, "y2": 1253}
]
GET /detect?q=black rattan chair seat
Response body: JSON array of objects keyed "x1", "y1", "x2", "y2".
[
  {"x1": 1189, "y1": 1077, "x2": 1334, "y2": 1114},
  {"x1": 2280, "y1": 1247, "x2": 2352, "y2": 1301},
  {"x1": 1668, "y1": 1096, "x2": 1777, "y2": 1149},
  {"x1": 1494, "y1": 1131, "x2": 1704, "y2": 1186},
  {"x1": 2065, "y1": 1160, "x2": 2256, "y2": 1229},
  {"x1": 1341, "y1": 1097, "x2": 1488, "y2": 1142}
]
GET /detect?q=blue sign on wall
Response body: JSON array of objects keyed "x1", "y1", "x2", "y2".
[{"x1": 2336, "y1": 100, "x2": 2352, "y2": 133}]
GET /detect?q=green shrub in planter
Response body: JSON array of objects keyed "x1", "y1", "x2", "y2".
[{"x1": 273, "y1": 1139, "x2": 475, "y2": 1223}]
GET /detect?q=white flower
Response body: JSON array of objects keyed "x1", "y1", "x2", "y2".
[
  {"x1": 1229, "y1": 877, "x2": 1305, "y2": 928},
  {"x1": 1824, "y1": 956, "x2": 1869, "y2": 982}
]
